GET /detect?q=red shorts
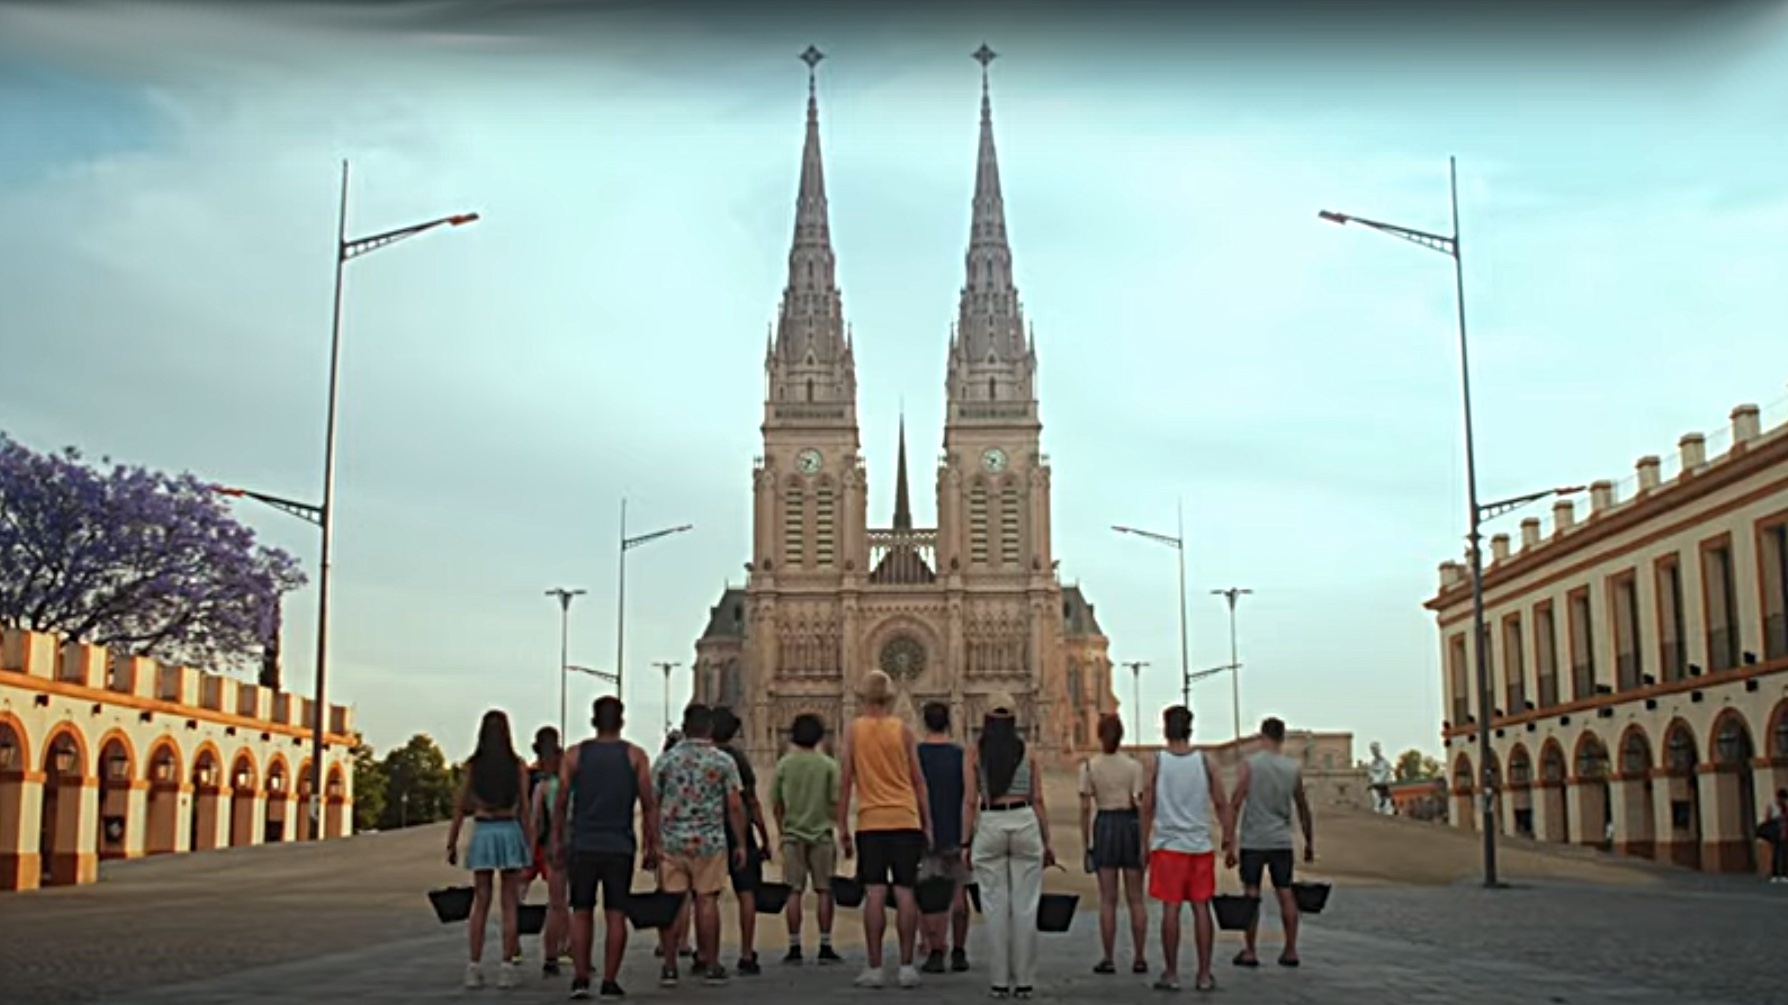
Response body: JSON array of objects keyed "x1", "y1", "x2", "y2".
[{"x1": 1148, "y1": 849, "x2": 1215, "y2": 904}]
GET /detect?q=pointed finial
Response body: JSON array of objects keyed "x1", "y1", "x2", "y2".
[
  {"x1": 801, "y1": 45, "x2": 825, "y2": 94},
  {"x1": 973, "y1": 43, "x2": 997, "y2": 92}
]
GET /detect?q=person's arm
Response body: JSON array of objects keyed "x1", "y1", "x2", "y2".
[
  {"x1": 551, "y1": 746, "x2": 577, "y2": 863},
  {"x1": 904, "y1": 724, "x2": 933, "y2": 848},
  {"x1": 1293, "y1": 771, "x2": 1315, "y2": 862},
  {"x1": 1229, "y1": 759, "x2": 1252, "y2": 817},
  {"x1": 633, "y1": 745, "x2": 662, "y2": 869},
  {"x1": 1076, "y1": 760, "x2": 1094, "y2": 863},
  {"x1": 746, "y1": 780, "x2": 772, "y2": 852},
  {"x1": 1139, "y1": 754, "x2": 1156, "y2": 857},
  {"x1": 834, "y1": 726, "x2": 856, "y2": 857},
  {"x1": 518, "y1": 763, "x2": 537, "y2": 850},
  {"x1": 1030, "y1": 753, "x2": 1055, "y2": 868},
  {"x1": 1205, "y1": 754, "x2": 1233, "y2": 858},
  {"x1": 960, "y1": 746, "x2": 980, "y2": 866},
  {"x1": 724, "y1": 761, "x2": 748, "y2": 870},
  {"x1": 446, "y1": 769, "x2": 470, "y2": 865},
  {"x1": 770, "y1": 760, "x2": 788, "y2": 839}
]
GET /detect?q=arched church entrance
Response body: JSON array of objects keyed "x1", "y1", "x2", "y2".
[
  {"x1": 96, "y1": 734, "x2": 134, "y2": 861},
  {"x1": 144, "y1": 740, "x2": 182, "y2": 855},
  {"x1": 1662, "y1": 720, "x2": 1702, "y2": 869},
  {"x1": 39, "y1": 727, "x2": 88, "y2": 885},
  {"x1": 1711, "y1": 712, "x2": 1757, "y2": 873}
]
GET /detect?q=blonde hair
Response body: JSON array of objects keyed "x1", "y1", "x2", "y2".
[{"x1": 859, "y1": 669, "x2": 894, "y2": 707}]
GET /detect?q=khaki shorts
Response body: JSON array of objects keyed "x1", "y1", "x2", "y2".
[
  {"x1": 919, "y1": 849, "x2": 970, "y2": 884},
  {"x1": 780, "y1": 837, "x2": 837, "y2": 893},
  {"x1": 660, "y1": 852, "x2": 727, "y2": 897}
]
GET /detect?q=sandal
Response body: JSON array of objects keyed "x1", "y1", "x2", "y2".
[
  {"x1": 1278, "y1": 956, "x2": 1301, "y2": 968},
  {"x1": 989, "y1": 987, "x2": 1011, "y2": 999},
  {"x1": 1232, "y1": 951, "x2": 1259, "y2": 968},
  {"x1": 1133, "y1": 960, "x2": 1150, "y2": 975},
  {"x1": 1194, "y1": 975, "x2": 1217, "y2": 993},
  {"x1": 1094, "y1": 961, "x2": 1117, "y2": 975},
  {"x1": 1152, "y1": 976, "x2": 1180, "y2": 992},
  {"x1": 1015, "y1": 989, "x2": 1034, "y2": 1000}
]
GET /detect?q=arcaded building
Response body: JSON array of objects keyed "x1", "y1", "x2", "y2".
[
  {"x1": 0, "y1": 629, "x2": 356, "y2": 890},
  {"x1": 690, "y1": 53, "x2": 1115, "y2": 769},
  {"x1": 1427, "y1": 390, "x2": 1787, "y2": 872}
]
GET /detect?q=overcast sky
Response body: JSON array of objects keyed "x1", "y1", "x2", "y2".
[{"x1": 4, "y1": 1, "x2": 1787, "y2": 761}]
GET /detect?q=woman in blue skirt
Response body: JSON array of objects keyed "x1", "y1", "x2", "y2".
[{"x1": 447, "y1": 710, "x2": 535, "y2": 989}]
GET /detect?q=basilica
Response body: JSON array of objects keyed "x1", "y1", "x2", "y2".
[{"x1": 691, "y1": 47, "x2": 1115, "y2": 770}]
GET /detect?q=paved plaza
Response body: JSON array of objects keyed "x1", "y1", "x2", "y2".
[{"x1": 5, "y1": 820, "x2": 1788, "y2": 1005}]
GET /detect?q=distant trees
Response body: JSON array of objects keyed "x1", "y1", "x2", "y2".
[
  {"x1": 351, "y1": 733, "x2": 463, "y2": 833},
  {"x1": 1395, "y1": 748, "x2": 1443, "y2": 782},
  {"x1": 0, "y1": 434, "x2": 304, "y2": 673}
]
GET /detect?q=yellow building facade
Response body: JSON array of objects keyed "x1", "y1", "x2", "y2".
[{"x1": 1427, "y1": 391, "x2": 1788, "y2": 872}]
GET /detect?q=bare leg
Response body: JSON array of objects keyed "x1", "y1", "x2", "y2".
[
  {"x1": 893, "y1": 885, "x2": 920, "y2": 966},
  {"x1": 787, "y1": 888, "x2": 805, "y2": 946},
  {"x1": 951, "y1": 885, "x2": 969, "y2": 952},
  {"x1": 571, "y1": 908, "x2": 595, "y2": 983},
  {"x1": 819, "y1": 891, "x2": 835, "y2": 940},
  {"x1": 1096, "y1": 868, "x2": 1119, "y2": 963},
  {"x1": 1190, "y1": 899, "x2": 1214, "y2": 986},
  {"x1": 500, "y1": 869, "x2": 523, "y2": 963},
  {"x1": 602, "y1": 908, "x2": 629, "y2": 982},
  {"x1": 1239, "y1": 883, "x2": 1262, "y2": 961},
  {"x1": 1122, "y1": 869, "x2": 1148, "y2": 968},
  {"x1": 1276, "y1": 886, "x2": 1301, "y2": 962},
  {"x1": 469, "y1": 870, "x2": 494, "y2": 963},
  {"x1": 738, "y1": 888, "x2": 758, "y2": 963},
  {"x1": 659, "y1": 895, "x2": 690, "y2": 964},
  {"x1": 546, "y1": 867, "x2": 570, "y2": 962},
  {"x1": 1159, "y1": 901, "x2": 1180, "y2": 983},
  {"x1": 694, "y1": 892, "x2": 722, "y2": 970},
  {"x1": 864, "y1": 884, "x2": 889, "y2": 969}
]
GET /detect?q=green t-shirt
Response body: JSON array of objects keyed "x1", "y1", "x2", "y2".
[{"x1": 772, "y1": 749, "x2": 839, "y2": 843}]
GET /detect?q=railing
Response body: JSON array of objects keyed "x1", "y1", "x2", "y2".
[
  {"x1": 868, "y1": 528, "x2": 938, "y2": 586},
  {"x1": 771, "y1": 404, "x2": 849, "y2": 422},
  {"x1": 1570, "y1": 662, "x2": 1596, "y2": 702},
  {"x1": 1706, "y1": 625, "x2": 1740, "y2": 672},
  {"x1": 1536, "y1": 674, "x2": 1559, "y2": 709},
  {"x1": 1766, "y1": 612, "x2": 1788, "y2": 661},
  {"x1": 1615, "y1": 652, "x2": 1641, "y2": 692},
  {"x1": 956, "y1": 403, "x2": 1033, "y2": 421},
  {"x1": 1659, "y1": 639, "x2": 1686, "y2": 682}
]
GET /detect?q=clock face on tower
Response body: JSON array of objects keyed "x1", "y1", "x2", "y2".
[
  {"x1": 796, "y1": 449, "x2": 823, "y2": 474},
  {"x1": 981, "y1": 447, "x2": 1008, "y2": 473}
]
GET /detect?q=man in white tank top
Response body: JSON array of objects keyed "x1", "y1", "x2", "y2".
[{"x1": 1140, "y1": 706, "x2": 1234, "y2": 993}]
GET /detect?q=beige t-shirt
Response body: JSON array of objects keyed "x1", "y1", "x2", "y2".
[{"x1": 1079, "y1": 752, "x2": 1145, "y2": 811}]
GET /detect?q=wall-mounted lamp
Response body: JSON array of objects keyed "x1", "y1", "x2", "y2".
[{"x1": 106, "y1": 751, "x2": 130, "y2": 781}]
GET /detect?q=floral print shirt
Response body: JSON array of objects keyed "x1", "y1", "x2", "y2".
[{"x1": 652, "y1": 739, "x2": 742, "y2": 859}]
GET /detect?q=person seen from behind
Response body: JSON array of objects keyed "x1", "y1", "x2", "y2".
[
  {"x1": 446, "y1": 709, "x2": 535, "y2": 990},
  {"x1": 962, "y1": 691, "x2": 1054, "y2": 1000},
  {"x1": 1761, "y1": 787, "x2": 1788, "y2": 883},
  {"x1": 771, "y1": 712, "x2": 843, "y2": 964},
  {"x1": 527, "y1": 726, "x2": 571, "y2": 978},
  {"x1": 1226, "y1": 716, "x2": 1314, "y2": 968},
  {"x1": 1079, "y1": 712, "x2": 1148, "y2": 976},
  {"x1": 652, "y1": 703, "x2": 747, "y2": 987},
  {"x1": 1141, "y1": 705, "x2": 1234, "y2": 993},
  {"x1": 552, "y1": 697, "x2": 660, "y2": 1001},
  {"x1": 916, "y1": 700, "x2": 971, "y2": 974},
  {"x1": 836, "y1": 669, "x2": 933, "y2": 989},
  {"x1": 711, "y1": 706, "x2": 774, "y2": 975}
]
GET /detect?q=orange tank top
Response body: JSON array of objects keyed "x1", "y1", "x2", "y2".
[{"x1": 850, "y1": 715, "x2": 921, "y2": 833}]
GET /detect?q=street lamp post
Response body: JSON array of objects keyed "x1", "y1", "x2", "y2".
[
  {"x1": 614, "y1": 497, "x2": 693, "y2": 703},
  {"x1": 567, "y1": 664, "x2": 620, "y2": 692},
  {"x1": 653, "y1": 661, "x2": 683, "y2": 737},
  {"x1": 279, "y1": 162, "x2": 476, "y2": 842},
  {"x1": 1211, "y1": 588, "x2": 1252, "y2": 743},
  {"x1": 1119, "y1": 660, "x2": 1149, "y2": 749},
  {"x1": 547, "y1": 588, "x2": 588, "y2": 739},
  {"x1": 1113, "y1": 499, "x2": 1192, "y2": 708}
]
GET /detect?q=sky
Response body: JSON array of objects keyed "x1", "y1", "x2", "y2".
[{"x1": 3, "y1": 0, "x2": 1788, "y2": 762}]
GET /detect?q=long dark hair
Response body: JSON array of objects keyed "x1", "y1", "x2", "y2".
[
  {"x1": 467, "y1": 710, "x2": 521, "y2": 809},
  {"x1": 979, "y1": 714, "x2": 1026, "y2": 799}
]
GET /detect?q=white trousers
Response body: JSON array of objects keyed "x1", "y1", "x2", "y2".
[{"x1": 970, "y1": 809, "x2": 1045, "y2": 989}]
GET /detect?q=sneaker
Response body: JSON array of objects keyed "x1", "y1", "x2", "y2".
[
  {"x1": 783, "y1": 946, "x2": 804, "y2": 965},
  {"x1": 597, "y1": 979, "x2": 625, "y2": 1001},
  {"x1": 817, "y1": 945, "x2": 844, "y2": 965},
  {"x1": 898, "y1": 965, "x2": 921, "y2": 989},
  {"x1": 855, "y1": 967, "x2": 886, "y2": 988},
  {"x1": 659, "y1": 965, "x2": 678, "y2": 988},
  {"x1": 568, "y1": 978, "x2": 592, "y2": 1000},
  {"x1": 464, "y1": 962, "x2": 485, "y2": 989},
  {"x1": 921, "y1": 951, "x2": 946, "y2": 974},
  {"x1": 738, "y1": 955, "x2": 761, "y2": 976},
  {"x1": 544, "y1": 958, "x2": 562, "y2": 978},
  {"x1": 951, "y1": 948, "x2": 970, "y2": 973},
  {"x1": 703, "y1": 965, "x2": 729, "y2": 985},
  {"x1": 498, "y1": 961, "x2": 519, "y2": 990}
]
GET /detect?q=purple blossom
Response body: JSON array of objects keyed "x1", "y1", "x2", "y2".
[{"x1": 0, "y1": 433, "x2": 306, "y2": 673}]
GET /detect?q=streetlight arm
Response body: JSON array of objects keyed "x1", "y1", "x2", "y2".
[
  {"x1": 1477, "y1": 486, "x2": 1586, "y2": 523},
  {"x1": 1187, "y1": 662, "x2": 1240, "y2": 684},
  {"x1": 1318, "y1": 210, "x2": 1456, "y2": 258},
  {"x1": 567, "y1": 665, "x2": 619, "y2": 684},
  {"x1": 342, "y1": 213, "x2": 480, "y2": 261},
  {"x1": 212, "y1": 485, "x2": 324, "y2": 527},
  {"x1": 1111, "y1": 524, "x2": 1182, "y2": 549},
  {"x1": 623, "y1": 523, "x2": 695, "y2": 551}
]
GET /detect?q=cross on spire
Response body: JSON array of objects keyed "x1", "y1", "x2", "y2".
[
  {"x1": 801, "y1": 44, "x2": 825, "y2": 94},
  {"x1": 973, "y1": 42, "x2": 997, "y2": 92}
]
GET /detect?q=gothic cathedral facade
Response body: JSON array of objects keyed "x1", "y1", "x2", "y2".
[{"x1": 692, "y1": 51, "x2": 1114, "y2": 770}]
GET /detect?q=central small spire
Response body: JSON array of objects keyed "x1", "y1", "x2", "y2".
[{"x1": 892, "y1": 410, "x2": 912, "y2": 531}]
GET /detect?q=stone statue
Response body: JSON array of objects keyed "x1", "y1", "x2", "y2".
[{"x1": 1367, "y1": 742, "x2": 1394, "y2": 815}]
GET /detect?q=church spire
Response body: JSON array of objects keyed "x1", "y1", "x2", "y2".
[
  {"x1": 955, "y1": 43, "x2": 1026, "y2": 369},
  {"x1": 770, "y1": 45, "x2": 846, "y2": 368},
  {"x1": 892, "y1": 410, "x2": 912, "y2": 531}
]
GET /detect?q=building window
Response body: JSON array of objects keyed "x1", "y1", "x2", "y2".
[
  {"x1": 814, "y1": 482, "x2": 836, "y2": 568},
  {"x1": 783, "y1": 485, "x2": 805, "y2": 567},
  {"x1": 1762, "y1": 519, "x2": 1788, "y2": 661},
  {"x1": 1568, "y1": 588, "x2": 1596, "y2": 701},
  {"x1": 1655, "y1": 556, "x2": 1687, "y2": 682},
  {"x1": 1534, "y1": 602, "x2": 1559, "y2": 708},
  {"x1": 1502, "y1": 615, "x2": 1526, "y2": 713},
  {"x1": 969, "y1": 482, "x2": 989, "y2": 565},
  {"x1": 1447, "y1": 633, "x2": 1470, "y2": 725},
  {"x1": 1610, "y1": 572, "x2": 1642, "y2": 691},
  {"x1": 1000, "y1": 484, "x2": 1021, "y2": 566},
  {"x1": 1575, "y1": 737, "x2": 1610, "y2": 781},
  {"x1": 1702, "y1": 538, "x2": 1739, "y2": 671}
]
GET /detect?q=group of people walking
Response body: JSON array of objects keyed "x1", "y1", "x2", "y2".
[{"x1": 443, "y1": 667, "x2": 1316, "y2": 999}]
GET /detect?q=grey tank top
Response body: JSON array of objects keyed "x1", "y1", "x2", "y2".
[
  {"x1": 1239, "y1": 751, "x2": 1299, "y2": 850},
  {"x1": 979, "y1": 753, "x2": 1033, "y2": 801}
]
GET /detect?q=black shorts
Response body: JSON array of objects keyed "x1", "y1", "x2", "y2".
[
  {"x1": 1237, "y1": 848, "x2": 1294, "y2": 890},
  {"x1": 726, "y1": 826, "x2": 763, "y2": 893},
  {"x1": 569, "y1": 851, "x2": 633, "y2": 911},
  {"x1": 856, "y1": 829, "x2": 925, "y2": 889}
]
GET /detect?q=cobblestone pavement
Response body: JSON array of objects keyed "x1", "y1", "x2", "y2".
[{"x1": 93, "y1": 882, "x2": 1788, "y2": 1005}]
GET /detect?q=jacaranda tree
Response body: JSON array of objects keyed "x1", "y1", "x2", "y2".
[{"x1": 0, "y1": 433, "x2": 305, "y2": 673}]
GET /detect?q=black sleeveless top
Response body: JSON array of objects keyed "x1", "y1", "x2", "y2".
[{"x1": 571, "y1": 740, "x2": 638, "y2": 855}]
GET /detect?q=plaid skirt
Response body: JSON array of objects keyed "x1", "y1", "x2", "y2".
[{"x1": 1091, "y1": 809, "x2": 1144, "y2": 871}]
